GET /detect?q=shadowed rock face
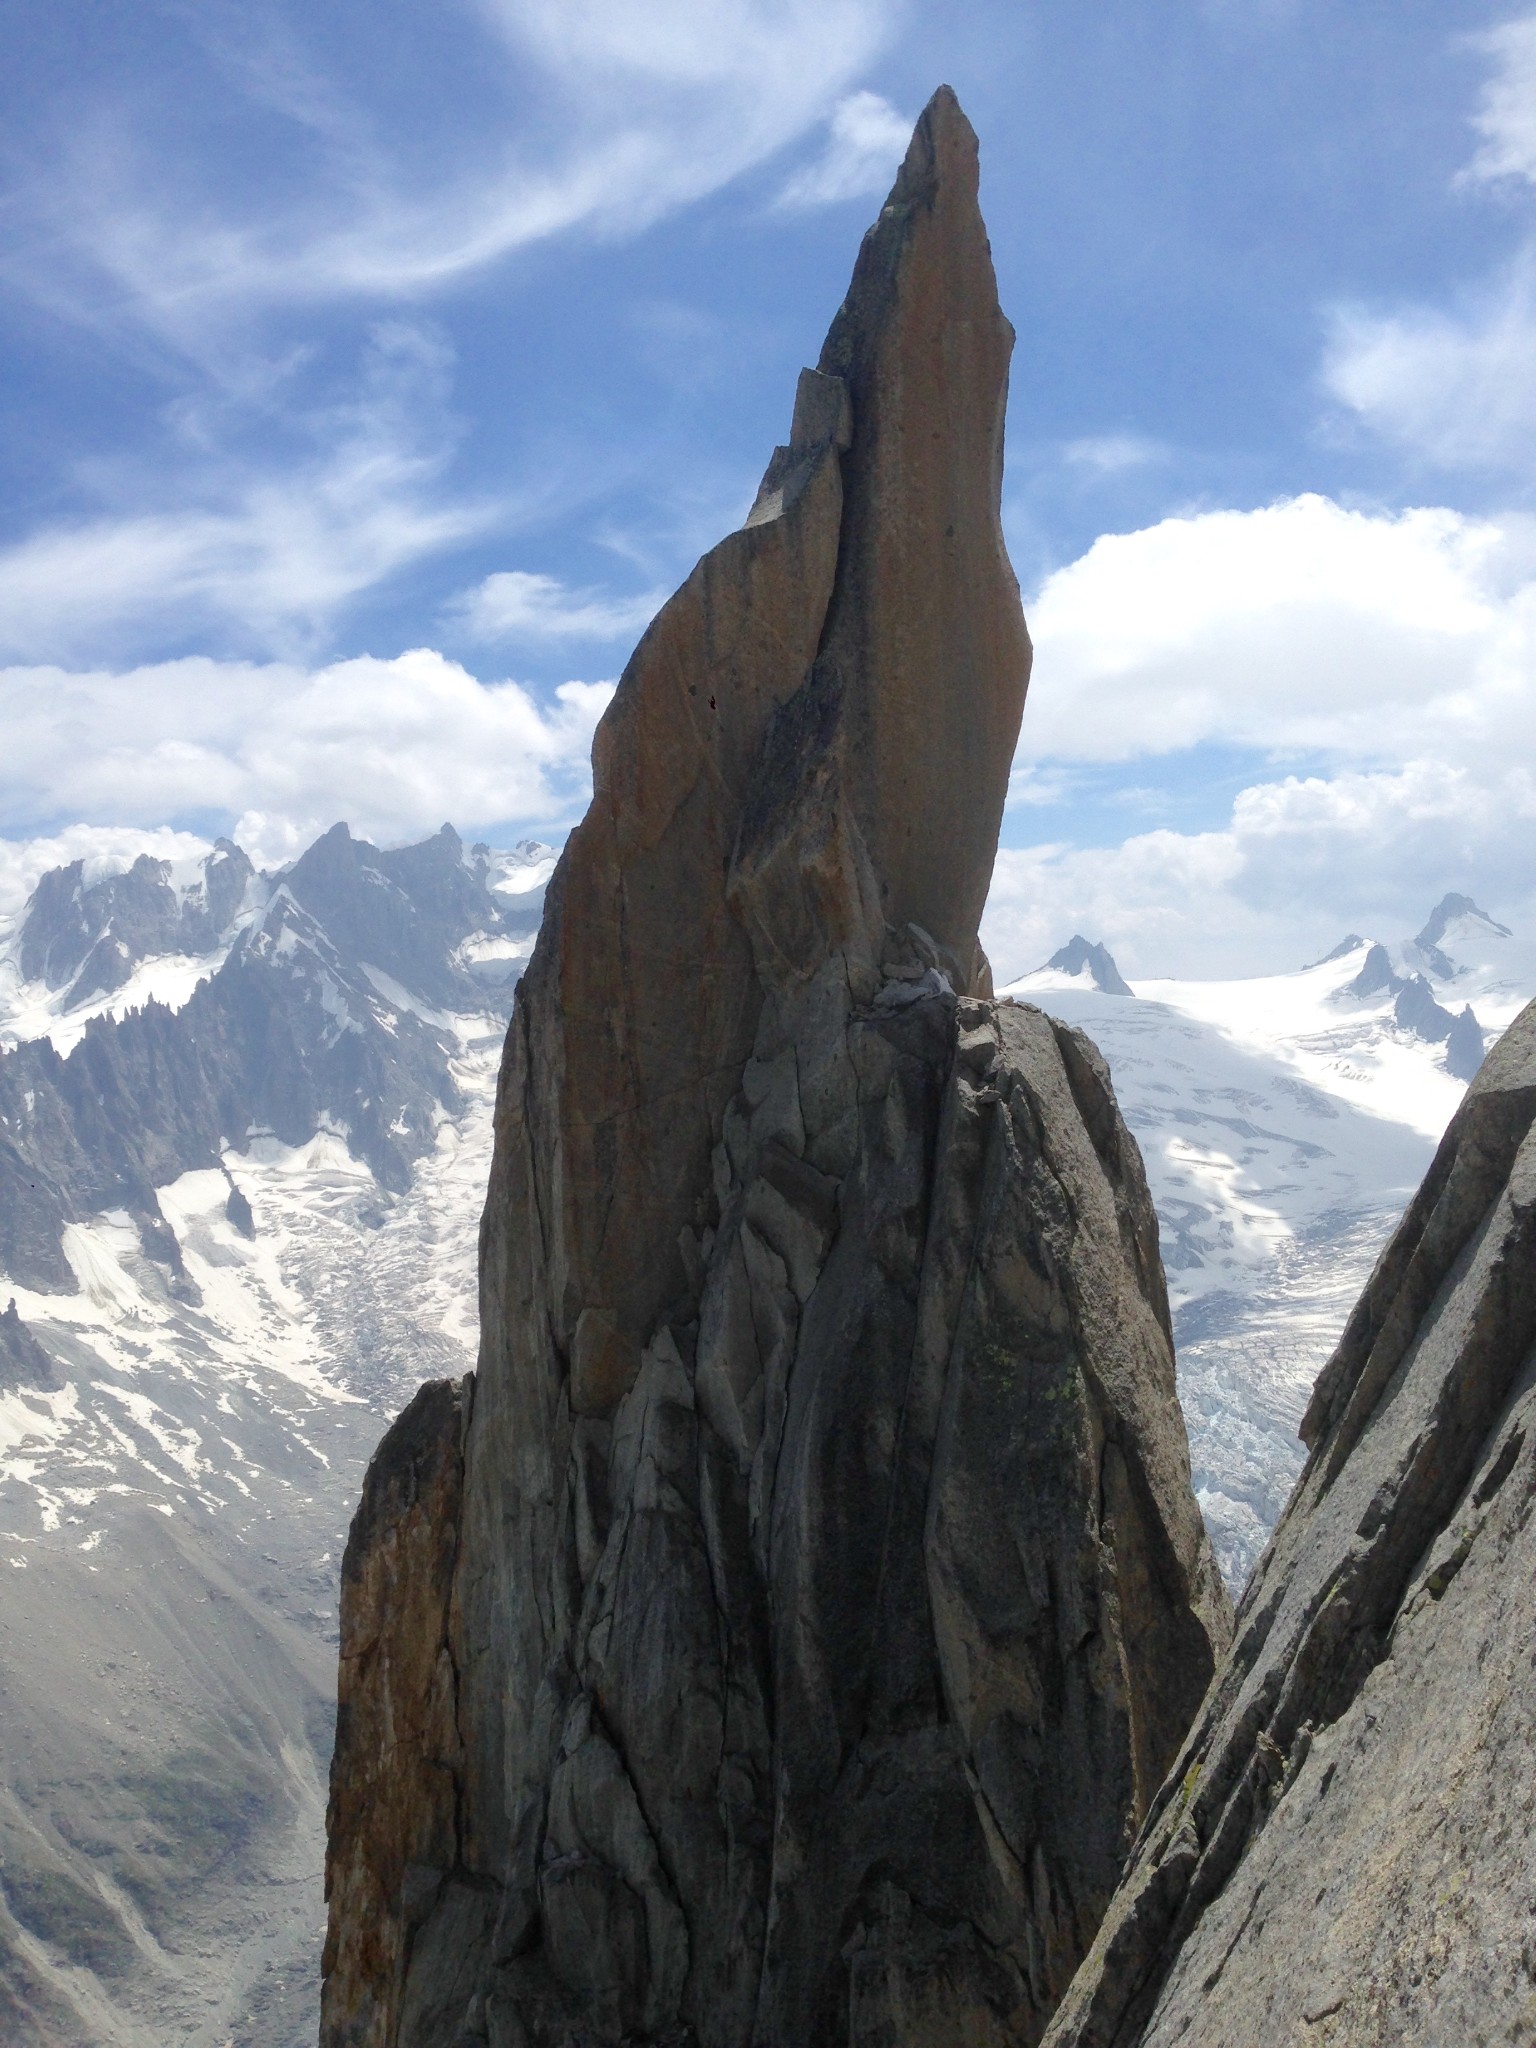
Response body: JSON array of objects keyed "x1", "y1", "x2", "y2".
[
  {"x1": 1042, "y1": 997, "x2": 1536, "y2": 2048},
  {"x1": 322, "y1": 87, "x2": 1229, "y2": 2048},
  {"x1": 322, "y1": 1380, "x2": 470, "y2": 2048}
]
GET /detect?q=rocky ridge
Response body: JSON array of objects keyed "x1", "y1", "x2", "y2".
[
  {"x1": 1041, "y1": 994, "x2": 1536, "y2": 2046},
  {"x1": 322, "y1": 89, "x2": 1229, "y2": 2048},
  {"x1": 0, "y1": 823, "x2": 538, "y2": 1294}
]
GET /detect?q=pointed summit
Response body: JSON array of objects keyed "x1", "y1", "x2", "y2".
[
  {"x1": 811, "y1": 85, "x2": 1031, "y2": 977},
  {"x1": 1045, "y1": 935, "x2": 1136, "y2": 996},
  {"x1": 476, "y1": 80, "x2": 1031, "y2": 1391},
  {"x1": 323, "y1": 93, "x2": 1225, "y2": 2048}
]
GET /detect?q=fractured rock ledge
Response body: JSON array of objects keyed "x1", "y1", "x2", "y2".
[
  {"x1": 1042, "y1": 996, "x2": 1536, "y2": 2048},
  {"x1": 322, "y1": 86, "x2": 1229, "y2": 2048}
]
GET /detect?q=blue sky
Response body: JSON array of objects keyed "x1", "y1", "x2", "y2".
[{"x1": 1, "y1": 0, "x2": 1534, "y2": 975}]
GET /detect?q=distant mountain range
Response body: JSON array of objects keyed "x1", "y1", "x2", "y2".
[
  {"x1": 1001, "y1": 891, "x2": 1532, "y2": 1584},
  {"x1": 0, "y1": 823, "x2": 550, "y2": 2048},
  {"x1": 0, "y1": 830, "x2": 1526, "y2": 2042}
]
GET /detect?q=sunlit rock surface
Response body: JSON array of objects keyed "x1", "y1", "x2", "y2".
[{"x1": 323, "y1": 88, "x2": 1228, "y2": 2048}]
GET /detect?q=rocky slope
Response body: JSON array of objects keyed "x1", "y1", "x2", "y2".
[
  {"x1": 1041, "y1": 995, "x2": 1536, "y2": 2047},
  {"x1": 322, "y1": 88, "x2": 1229, "y2": 2048}
]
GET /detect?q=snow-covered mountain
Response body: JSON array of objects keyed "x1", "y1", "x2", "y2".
[
  {"x1": 1000, "y1": 895, "x2": 1532, "y2": 1587},
  {"x1": 0, "y1": 832, "x2": 1526, "y2": 2043},
  {"x1": 0, "y1": 824, "x2": 550, "y2": 2048}
]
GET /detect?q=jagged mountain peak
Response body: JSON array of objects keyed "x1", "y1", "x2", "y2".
[
  {"x1": 1047, "y1": 932, "x2": 1135, "y2": 995},
  {"x1": 0, "y1": 1294, "x2": 60, "y2": 1391},
  {"x1": 0, "y1": 819, "x2": 555, "y2": 2045},
  {"x1": 1416, "y1": 890, "x2": 1511, "y2": 952},
  {"x1": 1319, "y1": 940, "x2": 1487, "y2": 1082},
  {"x1": 1000, "y1": 933, "x2": 1135, "y2": 998},
  {"x1": 0, "y1": 820, "x2": 553, "y2": 1295},
  {"x1": 16, "y1": 837, "x2": 258, "y2": 1007},
  {"x1": 1347, "y1": 939, "x2": 1397, "y2": 996},
  {"x1": 1410, "y1": 891, "x2": 1513, "y2": 980},
  {"x1": 1, "y1": 821, "x2": 553, "y2": 1062},
  {"x1": 322, "y1": 92, "x2": 1228, "y2": 2048},
  {"x1": 1309, "y1": 932, "x2": 1365, "y2": 966}
]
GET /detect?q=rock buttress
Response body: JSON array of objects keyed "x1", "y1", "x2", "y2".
[
  {"x1": 322, "y1": 1378, "x2": 471, "y2": 2048},
  {"x1": 1042, "y1": 998, "x2": 1536, "y2": 2048},
  {"x1": 322, "y1": 86, "x2": 1229, "y2": 2048}
]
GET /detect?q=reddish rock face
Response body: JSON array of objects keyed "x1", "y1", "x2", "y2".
[
  {"x1": 321, "y1": 1378, "x2": 468, "y2": 2048},
  {"x1": 323, "y1": 88, "x2": 1228, "y2": 2048},
  {"x1": 813, "y1": 99, "x2": 1030, "y2": 983},
  {"x1": 509, "y1": 86, "x2": 1029, "y2": 1400}
]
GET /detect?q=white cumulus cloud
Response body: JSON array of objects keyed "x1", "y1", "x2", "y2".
[
  {"x1": 0, "y1": 651, "x2": 614, "y2": 864},
  {"x1": 1019, "y1": 494, "x2": 1536, "y2": 768},
  {"x1": 984, "y1": 489, "x2": 1536, "y2": 978},
  {"x1": 449, "y1": 570, "x2": 665, "y2": 644}
]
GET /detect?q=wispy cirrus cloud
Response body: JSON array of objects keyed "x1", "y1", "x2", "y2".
[
  {"x1": 448, "y1": 569, "x2": 665, "y2": 645},
  {"x1": 8, "y1": 0, "x2": 903, "y2": 350},
  {"x1": 1323, "y1": 262, "x2": 1536, "y2": 477},
  {"x1": 1060, "y1": 433, "x2": 1170, "y2": 477},
  {"x1": 1463, "y1": 12, "x2": 1536, "y2": 188},
  {"x1": 0, "y1": 324, "x2": 497, "y2": 663},
  {"x1": 1323, "y1": 12, "x2": 1536, "y2": 478},
  {"x1": 0, "y1": 0, "x2": 903, "y2": 669}
]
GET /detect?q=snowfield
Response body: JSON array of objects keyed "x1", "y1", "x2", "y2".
[{"x1": 1000, "y1": 904, "x2": 1533, "y2": 1584}]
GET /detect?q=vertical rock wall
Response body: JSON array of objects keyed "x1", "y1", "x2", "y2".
[
  {"x1": 323, "y1": 1379, "x2": 470, "y2": 2048},
  {"x1": 323, "y1": 87, "x2": 1230, "y2": 2048}
]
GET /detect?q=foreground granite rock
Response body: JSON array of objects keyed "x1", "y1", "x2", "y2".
[
  {"x1": 322, "y1": 88, "x2": 1229, "y2": 2048},
  {"x1": 1043, "y1": 996, "x2": 1536, "y2": 2048}
]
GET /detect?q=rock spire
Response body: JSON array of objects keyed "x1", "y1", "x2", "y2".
[{"x1": 322, "y1": 87, "x2": 1229, "y2": 2048}]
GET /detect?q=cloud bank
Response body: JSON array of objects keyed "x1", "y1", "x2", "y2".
[
  {"x1": 982, "y1": 759, "x2": 1536, "y2": 984},
  {"x1": 0, "y1": 651, "x2": 614, "y2": 867},
  {"x1": 982, "y1": 490, "x2": 1536, "y2": 979},
  {"x1": 1019, "y1": 493, "x2": 1535, "y2": 769},
  {"x1": 7, "y1": 486, "x2": 1531, "y2": 982}
]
